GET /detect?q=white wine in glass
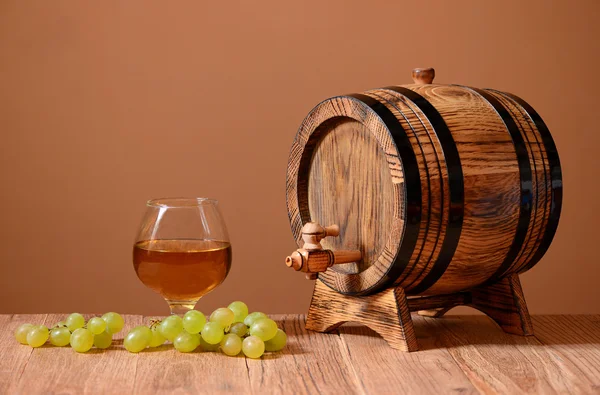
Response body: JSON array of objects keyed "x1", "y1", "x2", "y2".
[{"x1": 133, "y1": 198, "x2": 232, "y2": 315}]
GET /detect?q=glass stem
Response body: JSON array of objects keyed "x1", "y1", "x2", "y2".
[{"x1": 167, "y1": 300, "x2": 197, "y2": 316}]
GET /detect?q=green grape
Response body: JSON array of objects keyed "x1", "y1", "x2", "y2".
[
  {"x1": 66, "y1": 313, "x2": 86, "y2": 332},
  {"x1": 56, "y1": 321, "x2": 66, "y2": 327},
  {"x1": 201, "y1": 322, "x2": 224, "y2": 344},
  {"x1": 159, "y1": 315, "x2": 183, "y2": 342},
  {"x1": 70, "y1": 328, "x2": 94, "y2": 352},
  {"x1": 149, "y1": 327, "x2": 166, "y2": 347},
  {"x1": 209, "y1": 308, "x2": 235, "y2": 330},
  {"x1": 49, "y1": 327, "x2": 71, "y2": 347},
  {"x1": 14, "y1": 323, "x2": 33, "y2": 345},
  {"x1": 183, "y1": 310, "x2": 206, "y2": 334},
  {"x1": 199, "y1": 335, "x2": 220, "y2": 351},
  {"x1": 101, "y1": 312, "x2": 124, "y2": 334},
  {"x1": 133, "y1": 326, "x2": 152, "y2": 339},
  {"x1": 264, "y1": 329, "x2": 287, "y2": 352},
  {"x1": 174, "y1": 331, "x2": 200, "y2": 353},
  {"x1": 229, "y1": 322, "x2": 248, "y2": 337},
  {"x1": 242, "y1": 336, "x2": 265, "y2": 359},
  {"x1": 243, "y1": 312, "x2": 267, "y2": 327},
  {"x1": 220, "y1": 333, "x2": 242, "y2": 356},
  {"x1": 87, "y1": 317, "x2": 106, "y2": 335},
  {"x1": 227, "y1": 301, "x2": 249, "y2": 323},
  {"x1": 124, "y1": 326, "x2": 152, "y2": 353},
  {"x1": 93, "y1": 331, "x2": 112, "y2": 349},
  {"x1": 249, "y1": 318, "x2": 278, "y2": 341},
  {"x1": 27, "y1": 325, "x2": 49, "y2": 348}
]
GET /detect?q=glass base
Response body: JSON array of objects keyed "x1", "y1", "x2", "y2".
[{"x1": 167, "y1": 300, "x2": 198, "y2": 316}]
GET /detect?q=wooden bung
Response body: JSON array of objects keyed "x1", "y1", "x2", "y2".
[{"x1": 411, "y1": 67, "x2": 435, "y2": 84}]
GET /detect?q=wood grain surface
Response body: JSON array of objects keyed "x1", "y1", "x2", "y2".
[
  {"x1": 308, "y1": 119, "x2": 395, "y2": 274},
  {"x1": 12, "y1": 314, "x2": 143, "y2": 394},
  {"x1": 1, "y1": 314, "x2": 598, "y2": 394},
  {"x1": 286, "y1": 96, "x2": 407, "y2": 295},
  {"x1": 305, "y1": 280, "x2": 418, "y2": 352},
  {"x1": 286, "y1": 80, "x2": 561, "y2": 297},
  {"x1": 305, "y1": 274, "x2": 533, "y2": 351}
]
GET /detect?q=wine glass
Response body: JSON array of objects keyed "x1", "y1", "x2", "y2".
[{"x1": 133, "y1": 197, "x2": 232, "y2": 315}]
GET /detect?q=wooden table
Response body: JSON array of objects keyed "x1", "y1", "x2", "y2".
[{"x1": 1, "y1": 314, "x2": 599, "y2": 394}]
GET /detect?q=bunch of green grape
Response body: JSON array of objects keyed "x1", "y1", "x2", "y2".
[
  {"x1": 124, "y1": 301, "x2": 287, "y2": 358},
  {"x1": 14, "y1": 312, "x2": 125, "y2": 353}
]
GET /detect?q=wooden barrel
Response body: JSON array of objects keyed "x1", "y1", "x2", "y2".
[{"x1": 286, "y1": 69, "x2": 562, "y2": 296}]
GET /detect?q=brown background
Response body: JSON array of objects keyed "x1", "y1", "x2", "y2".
[{"x1": 1, "y1": 0, "x2": 599, "y2": 316}]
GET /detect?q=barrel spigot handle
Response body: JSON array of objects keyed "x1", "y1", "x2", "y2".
[
  {"x1": 284, "y1": 222, "x2": 362, "y2": 279},
  {"x1": 299, "y1": 221, "x2": 340, "y2": 251},
  {"x1": 412, "y1": 68, "x2": 435, "y2": 84}
]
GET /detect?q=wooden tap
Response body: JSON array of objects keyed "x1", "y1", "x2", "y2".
[{"x1": 285, "y1": 222, "x2": 362, "y2": 279}]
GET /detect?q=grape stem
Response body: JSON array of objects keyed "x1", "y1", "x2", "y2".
[
  {"x1": 148, "y1": 319, "x2": 163, "y2": 329},
  {"x1": 50, "y1": 323, "x2": 68, "y2": 330}
]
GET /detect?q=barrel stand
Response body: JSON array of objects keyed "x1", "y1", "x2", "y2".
[{"x1": 305, "y1": 274, "x2": 534, "y2": 352}]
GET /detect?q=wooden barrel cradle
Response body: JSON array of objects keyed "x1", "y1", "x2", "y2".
[{"x1": 284, "y1": 68, "x2": 562, "y2": 351}]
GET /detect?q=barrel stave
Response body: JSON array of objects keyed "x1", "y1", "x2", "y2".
[
  {"x1": 367, "y1": 89, "x2": 450, "y2": 291},
  {"x1": 484, "y1": 90, "x2": 551, "y2": 278}
]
